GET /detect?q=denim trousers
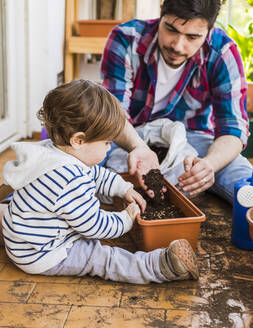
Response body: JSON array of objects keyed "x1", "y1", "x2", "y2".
[
  {"x1": 101, "y1": 130, "x2": 252, "y2": 205},
  {"x1": 186, "y1": 130, "x2": 253, "y2": 204}
]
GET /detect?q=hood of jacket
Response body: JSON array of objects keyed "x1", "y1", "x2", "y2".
[{"x1": 3, "y1": 139, "x2": 85, "y2": 189}]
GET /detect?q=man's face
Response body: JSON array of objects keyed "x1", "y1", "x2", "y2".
[{"x1": 158, "y1": 15, "x2": 209, "y2": 68}]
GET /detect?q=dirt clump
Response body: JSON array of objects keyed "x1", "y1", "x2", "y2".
[
  {"x1": 143, "y1": 169, "x2": 166, "y2": 205},
  {"x1": 137, "y1": 169, "x2": 185, "y2": 221}
]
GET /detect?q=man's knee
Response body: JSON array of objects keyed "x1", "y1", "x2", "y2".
[{"x1": 211, "y1": 155, "x2": 253, "y2": 204}]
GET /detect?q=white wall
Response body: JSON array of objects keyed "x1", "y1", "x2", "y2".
[
  {"x1": 6, "y1": 0, "x2": 159, "y2": 138},
  {"x1": 78, "y1": 0, "x2": 96, "y2": 19},
  {"x1": 136, "y1": 0, "x2": 160, "y2": 20},
  {"x1": 25, "y1": 0, "x2": 160, "y2": 134},
  {"x1": 78, "y1": 0, "x2": 122, "y2": 20},
  {"x1": 0, "y1": 0, "x2": 28, "y2": 152},
  {"x1": 27, "y1": 0, "x2": 65, "y2": 134}
]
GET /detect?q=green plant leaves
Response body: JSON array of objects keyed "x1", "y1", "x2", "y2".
[{"x1": 219, "y1": 23, "x2": 253, "y2": 81}]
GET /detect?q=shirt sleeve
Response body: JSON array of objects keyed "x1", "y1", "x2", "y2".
[
  {"x1": 210, "y1": 41, "x2": 249, "y2": 147},
  {"x1": 101, "y1": 26, "x2": 134, "y2": 120},
  {"x1": 54, "y1": 175, "x2": 133, "y2": 239},
  {"x1": 91, "y1": 165, "x2": 133, "y2": 198}
]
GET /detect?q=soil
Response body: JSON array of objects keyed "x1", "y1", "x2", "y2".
[
  {"x1": 142, "y1": 169, "x2": 166, "y2": 205},
  {"x1": 137, "y1": 169, "x2": 185, "y2": 221},
  {"x1": 149, "y1": 145, "x2": 168, "y2": 164}
]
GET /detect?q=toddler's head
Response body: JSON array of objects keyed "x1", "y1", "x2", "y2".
[{"x1": 37, "y1": 79, "x2": 126, "y2": 146}]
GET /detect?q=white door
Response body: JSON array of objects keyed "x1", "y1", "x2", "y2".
[{"x1": 0, "y1": 0, "x2": 27, "y2": 152}]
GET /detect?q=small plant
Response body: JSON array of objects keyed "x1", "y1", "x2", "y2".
[
  {"x1": 227, "y1": 23, "x2": 253, "y2": 81},
  {"x1": 217, "y1": 22, "x2": 253, "y2": 81}
]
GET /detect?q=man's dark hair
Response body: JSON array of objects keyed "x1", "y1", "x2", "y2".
[{"x1": 161, "y1": 0, "x2": 226, "y2": 29}]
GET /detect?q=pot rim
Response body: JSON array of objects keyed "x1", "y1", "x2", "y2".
[{"x1": 137, "y1": 213, "x2": 206, "y2": 226}]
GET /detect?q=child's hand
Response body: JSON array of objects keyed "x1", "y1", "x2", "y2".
[
  {"x1": 126, "y1": 203, "x2": 141, "y2": 222},
  {"x1": 124, "y1": 188, "x2": 146, "y2": 213}
]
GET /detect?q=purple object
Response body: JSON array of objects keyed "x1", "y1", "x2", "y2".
[{"x1": 41, "y1": 127, "x2": 49, "y2": 140}]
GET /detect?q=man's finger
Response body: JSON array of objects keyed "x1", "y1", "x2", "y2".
[{"x1": 184, "y1": 155, "x2": 195, "y2": 172}]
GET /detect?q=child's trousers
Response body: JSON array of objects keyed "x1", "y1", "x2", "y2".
[{"x1": 42, "y1": 238, "x2": 167, "y2": 284}]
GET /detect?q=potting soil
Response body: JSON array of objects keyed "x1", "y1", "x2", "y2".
[{"x1": 137, "y1": 169, "x2": 185, "y2": 220}]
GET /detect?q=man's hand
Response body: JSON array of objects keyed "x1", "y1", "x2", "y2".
[
  {"x1": 113, "y1": 120, "x2": 162, "y2": 197},
  {"x1": 178, "y1": 156, "x2": 215, "y2": 196},
  {"x1": 128, "y1": 145, "x2": 160, "y2": 194},
  {"x1": 178, "y1": 135, "x2": 243, "y2": 197}
]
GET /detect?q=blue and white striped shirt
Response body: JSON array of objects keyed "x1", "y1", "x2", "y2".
[{"x1": 2, "y1": 141, "x2": 133, "y2": 274}]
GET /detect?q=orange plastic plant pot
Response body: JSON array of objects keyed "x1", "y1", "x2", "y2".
[
  {"x1": 115, "y1": 173, "x2": 206, "y2": 251},
  {"x1": 77, "y1": 19, "x2": 124, "y2": 37}
]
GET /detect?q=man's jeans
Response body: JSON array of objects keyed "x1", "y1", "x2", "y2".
[
  {"x1": 101, "y1": 131, "x2": 252, "y2": 205},
  {"x1": 186, "y1": 130, "x2": 253, "y2": 204}
]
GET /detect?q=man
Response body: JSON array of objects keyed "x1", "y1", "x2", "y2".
[{"x1": 101, "y1": 0, "x2": 252, "y2": 204}]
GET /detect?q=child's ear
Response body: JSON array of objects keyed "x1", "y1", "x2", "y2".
[{"x1": 70, "y1": 132, "x2": 86, "y2": 149}]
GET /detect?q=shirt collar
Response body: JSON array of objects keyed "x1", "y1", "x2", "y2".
[{"x1": 137, "y1": 19, "x2": 160, "y2": 64}]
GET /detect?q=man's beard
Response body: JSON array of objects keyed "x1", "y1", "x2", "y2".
[{"x1": 160, "y1": 45, "x2": 187, "y2": 68}]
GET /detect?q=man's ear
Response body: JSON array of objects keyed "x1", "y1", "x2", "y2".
[{"x1": 70, "y1": 132, "x2": 86, "y2": 149}]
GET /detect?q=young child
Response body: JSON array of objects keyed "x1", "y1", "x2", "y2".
[{"x1": 2, "y1": 79, "x2": 199, "y2": 283}]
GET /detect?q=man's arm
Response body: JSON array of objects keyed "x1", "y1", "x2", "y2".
[
  {"x1": 178, "y1": 135, "x2": 243, "y2": 196},
  {"x1": 113, "y1": 120, "x2": 145, "y2": 152},
  {"x1": 203, "y1": 135, "x2": 243, "y2": 173},
  {"x1": 178, "y1": 35, "x2": 248, "y2": 196},
  {"x1": 101, "y1": 25, "x2": 159, "y2": 187}
]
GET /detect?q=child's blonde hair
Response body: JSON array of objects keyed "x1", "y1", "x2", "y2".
[{"x1": 37, "y1": 79, "x2": 126, "y2": 145}]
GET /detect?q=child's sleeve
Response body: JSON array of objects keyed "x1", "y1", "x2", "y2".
[
  {"x1": 54, "y1": 175, "x2": 133, "y2": 239},
  {"x1": 91, "y1": 165, "x2": 133, "y2": 198}
]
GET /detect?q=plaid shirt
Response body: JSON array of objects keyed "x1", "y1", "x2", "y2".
[{"x1": 101, "y1": 19, "x2": 249, "y2": 146}]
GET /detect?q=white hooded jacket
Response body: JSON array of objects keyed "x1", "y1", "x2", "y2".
[{"x1": 2, "y1": 140, "x2": 133, "y2": 274}]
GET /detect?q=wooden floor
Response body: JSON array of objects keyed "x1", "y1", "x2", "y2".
[{"x1": 0, "y1": 142, "x2": 253, "y2": 328}]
